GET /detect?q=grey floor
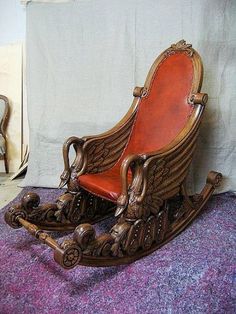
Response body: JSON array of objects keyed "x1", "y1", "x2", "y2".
[{"x1": 0, "y1": 174, "x2": 23, "y2": 208}]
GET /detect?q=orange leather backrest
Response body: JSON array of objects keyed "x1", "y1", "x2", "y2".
[{"x1": 125, "y1": 52, "x2": 194, "y2": 155}]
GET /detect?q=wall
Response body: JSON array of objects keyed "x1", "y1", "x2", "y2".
[
  {"x1": 0, "y1": 0, "x2": 26, "y2": 46},
  {"x1": 0, "y1": 0, "x2": 26, "y2": 173},
  {"x1": 22, "y1": 0, "x2": 236, "y2": 192}
]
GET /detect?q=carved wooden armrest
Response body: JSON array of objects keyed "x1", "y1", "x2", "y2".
[
  {"x1": 59, "y1": 85, "x2": 149, "y2": 188},
  {"x1": 59, "y1": 110, "x2": 137, "y2": 188},
  {"x1": 117, "y1": 117, "x2": 201, "y2": 218},
  {"x1": 116, "y1": 154, "x2": 145, "y2": 216},
  {"x1": 121, "y1": 101, "x2": 209, "y2": 207}
]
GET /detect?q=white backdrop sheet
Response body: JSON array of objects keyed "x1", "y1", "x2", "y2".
[{"x1": 22, "y1": 0, "x2": 236, "y2": 193}]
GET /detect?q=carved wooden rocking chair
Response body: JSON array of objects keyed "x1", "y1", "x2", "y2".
[{"x1": 5, "y1": 40, "x2": 222, "y2": 269}]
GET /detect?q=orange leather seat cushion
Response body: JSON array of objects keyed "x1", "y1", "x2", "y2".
[
  {"x1": 79, "y1": 165, "x2": 132, "y2": 202},
  {"x1": 79, "y1": 53, "x2": 194, "y2": 202}
]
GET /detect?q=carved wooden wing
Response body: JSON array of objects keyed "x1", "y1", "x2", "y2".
[
  {"x1": 142, "y1": 120, "x2": 200, "y2": 214},
  {"x1": 83, "y1": 113, "x2": 136, "y2": 174}
]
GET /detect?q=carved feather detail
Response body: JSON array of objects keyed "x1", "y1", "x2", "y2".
[
  {"x1": 84, "y1": 114, "x2": 136, "y2": 174},
  {"x1": 144, "y1": 128, "x2": 199, "y2": 209},
  {"x1": 125, "y1": 123, "x2": 200, "y2": 219}
]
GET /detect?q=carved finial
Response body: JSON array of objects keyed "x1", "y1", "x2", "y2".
[
  {"x1": 165, "y1": 39, "x2": 194, "y2": 57},
  {"x1": 171, "y1": 39, "x2": 192, "y2": 50},
  {"x1": 188, "y1": 93, "x2": 208, "y2": 106}
]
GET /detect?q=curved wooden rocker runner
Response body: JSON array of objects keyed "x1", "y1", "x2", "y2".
[{"x1": 5, "y1": 40, "x2": 222, "y2": 269}]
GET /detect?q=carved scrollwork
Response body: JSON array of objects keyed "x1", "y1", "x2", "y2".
[
  {"x1": 73, "y1": 223, "x2": 114, "y2": 257},
  {"x1": 21, "y1": 192, "x2": 40, "y2": 210},
  {"x1": 5, "y1": 190, "x2": 115, "y2": 230},
  {"x1": 165, "y1": 39, "x2": 194, "y2": 57},
  {"x1": 73, "y1": 223, "x2": 96, "y2": 250},
  {"x1": 4, "y1": 205, "x2": 27, "y2": 229},
  {"x1": 68, "y1": 215, "x2": 165, "y2": 259},
  {"x1": 11, "y1": 192, "x2": 58, "y2": 225},
  {"x1": 207, "y1": 171, "x2": 223, "y2": 188},
  {"x1": 133, "y1": 86, "x2": 148, "y2": 98},
  {"x1": 63, "y1": 212, "x2": 169, "y2": 259},
  {"x1": 88, "y1": 234, "x2": 114, "y2": 257}
]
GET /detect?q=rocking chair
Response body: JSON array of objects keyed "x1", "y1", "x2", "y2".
[{"x1": 5, "y1": 40, "x2": 222, "y2": 269}]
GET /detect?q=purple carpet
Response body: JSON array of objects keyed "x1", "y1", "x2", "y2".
[{"x1": 0, "y1": 188, "x2": 235, "y2": 314}]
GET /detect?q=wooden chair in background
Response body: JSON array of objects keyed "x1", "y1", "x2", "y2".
[{"x1": 0, "y1": 95, "x2": 9, "y2": 173}]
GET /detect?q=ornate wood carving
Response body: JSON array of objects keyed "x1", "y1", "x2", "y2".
[
  {"x1": 5, "y1": 189, "x2": 115, "y2": 231},
  {"x1": 115, "y1": 116, "x2": 200, "y2": 224},
  {"x1": 5, "y1": 169, "x2": 222, "y2": 269},
  {"x1": 62, "y1": 202, "x2": 170, "y2": 260},
  {"x1": 110, "y1": 221, "x2": 130, "y2": 257},
  {"x1": 188, "y1": 93, "x2": 208, "y2": 106},
  {"x1": 165, "y1": 39, "x2": 194, "y2": 57},
  {"x1": 133, "y1": 86, "x2": 148, "y2": 98},
  {"x1": 84, "y1": 113, "x2": 136, "y2": 174},
  {"x1": 59, "y1": 109, "x2": 137, "y2": 189},
  {"x1": 4, "y1": 40, "x2": 223, "y2": 269},
  {"x1": 54, "y1": 244, "x2": 82, "y2": 269},
  {"x1": 72, "y1": 224, "x2": 114, "y2": 257}
]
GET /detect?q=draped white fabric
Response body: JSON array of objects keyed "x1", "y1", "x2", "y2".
[
  {"x1": 21, "y1": 0, "x2": 73, "y2": 4},
  {"x1": 22, "y1": 0, "x2": 236, "y2": 193}
]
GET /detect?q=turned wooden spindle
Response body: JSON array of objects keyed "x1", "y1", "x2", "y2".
[{"x1": 17, "y1": 217, "x2": 59, "y2": 250}]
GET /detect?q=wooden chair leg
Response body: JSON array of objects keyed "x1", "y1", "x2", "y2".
[{"x1": 4, "y1": 154, "x2": 9, "y2": 173}]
